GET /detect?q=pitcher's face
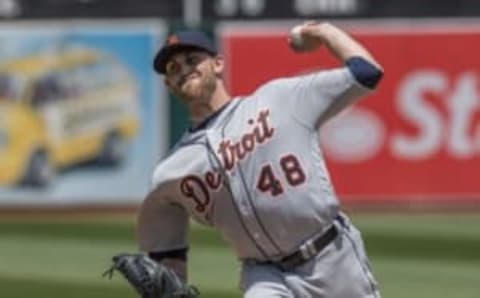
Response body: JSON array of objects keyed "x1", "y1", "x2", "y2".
[{"x1": 164, "y1": 50, "x2": 223, "y2": 105}]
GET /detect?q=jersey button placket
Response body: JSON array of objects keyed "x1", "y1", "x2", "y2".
[{"x1": 239, "y1": 201, "x2": 249, "y2": 216}]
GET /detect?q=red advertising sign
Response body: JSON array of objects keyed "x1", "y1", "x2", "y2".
[{"x1": 219, "y1": 22, "x2": 480, "y2": 203}]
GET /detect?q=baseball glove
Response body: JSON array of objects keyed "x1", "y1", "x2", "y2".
[{"x1": 103, "y1": 253, "x2": 199, "y2": 298}]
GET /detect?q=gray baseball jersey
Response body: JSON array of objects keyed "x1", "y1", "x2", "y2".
[{"x1": 138, "y1": 66, "x2": 369, "y2": 261}]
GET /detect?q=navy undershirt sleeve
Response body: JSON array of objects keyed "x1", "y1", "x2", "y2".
[
  {"x1": 149, "y1": 247, "x2": 188, "y2": 262},
  {"x1": 345, "y1": 56, "x2": 383, "y2": 89}
]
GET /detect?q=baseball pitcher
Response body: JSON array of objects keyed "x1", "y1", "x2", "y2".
[{"x1": 106, "y1": 21, "x2": 383, "y2": 298}]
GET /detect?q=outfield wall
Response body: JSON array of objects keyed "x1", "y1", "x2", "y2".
[{"x1": 1, "y1": 18, "x2": 479, "y2": 207}]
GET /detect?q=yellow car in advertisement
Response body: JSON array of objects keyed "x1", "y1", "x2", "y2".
[{"x1": 0, "y1": 47, "x2": 139, "y2": 187}]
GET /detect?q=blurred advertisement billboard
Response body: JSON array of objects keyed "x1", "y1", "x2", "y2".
[
  {"x1": 0, "y1": 20, "x2": 167, "y2": 204},
  {"x1": 219, "y1": 20, "x2": 480, "y2": 204}
]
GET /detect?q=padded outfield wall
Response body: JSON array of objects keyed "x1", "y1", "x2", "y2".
[{"x1": 1, "y1": 17, "x2": 479, "y2": 208}]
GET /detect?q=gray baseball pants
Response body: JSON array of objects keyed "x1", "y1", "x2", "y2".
[{"x1": 240, "y1": 216, "x2": 381, "y2": 298}]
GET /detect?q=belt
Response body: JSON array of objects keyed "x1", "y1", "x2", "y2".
[
  {"x1": 246, "y1": 216, "x2": 345, "y2": 271},
  {"x1": 274, "y1": 224, "x2": 338, "y2": 271}
]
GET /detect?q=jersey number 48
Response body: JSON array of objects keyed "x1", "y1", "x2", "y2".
[{"x1": 257, "y1": 154, "x2": 306, "y2": 197}]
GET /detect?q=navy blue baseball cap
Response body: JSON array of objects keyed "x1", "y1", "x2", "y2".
[{"x1": 154, "y1": 30, "x2": 217, "y2": 74}]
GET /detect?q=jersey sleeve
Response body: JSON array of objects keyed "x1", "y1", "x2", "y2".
[
  {"x1": 264, "y1": 62, "x2": 377, "y2": 129},
  {"x1": 137, "y1": 187, "x2": 189, "y2": 253}
]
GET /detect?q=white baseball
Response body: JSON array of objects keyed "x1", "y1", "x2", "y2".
[{"x1": 289, "y1": 25, "x2": 305, "y2": 50}]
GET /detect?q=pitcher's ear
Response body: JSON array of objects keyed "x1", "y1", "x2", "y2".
[{"x1": 213, "y1": 55, "x2": 225, "y2": 75}]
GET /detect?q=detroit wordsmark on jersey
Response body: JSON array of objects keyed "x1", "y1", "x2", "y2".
[{"x1": 138, "y1": 66, "x2": 369, "y2": 261}]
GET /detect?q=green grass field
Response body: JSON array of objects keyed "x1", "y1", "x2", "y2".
[{"x1": 1, "y1": 212, "x2": 479, "y2": 298}]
